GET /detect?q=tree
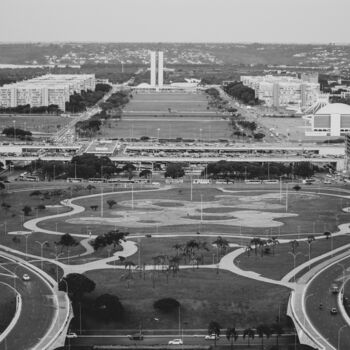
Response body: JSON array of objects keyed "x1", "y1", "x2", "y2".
[
  {"x1": 139, "y1": 169, "x2": 152, "y2": 178},
  {"x1": 289, "y1": 240, "x2": 299, "y2": 254},
  {"x1": 90, "y1": 205, "x2": 98, "y2": 211},
  {"x1": 0, "y1": 182, "x2": 5, "y2": 191},
  {"x1": 226, "y1": 327, "x2": 239, "y2": 350},
  {"x1": 293, "y1": 185, "x2": 301, "y2": 191},
  {"x1": 58, "y1": 273, "x2": 95, "y2": 301},
  {"x1": 256, "y1": 324, "x2": 271, "y2": 349},
  {"x1": 95, "y1": 294, "x2": 124, "y2": 322},
  {"x1": 324, "y1": 231, "x2": 331, "y2": 239},
  {"x1": 22, "y1": 205, "x2": 32, "y2": 216},
  {"x1": 208, "y1": 321, "x2": 221, "y2": 346},
  {"x1": 92, "y1": 230, "x2": 128, "y2": 251},
  {"x1": 107, "y1": 199, "x2": 117, "y2": 209},
  {"x1": 213, "y1": 236, "x2": 229, "y2": 257},
  {"x1": 153, "y1": 298, "x2": 180, "y2": 313},
  {"x1": 86, "y1": 184, "x2": 96, "y2": 194},
  {"x1": 243, "y1": 328, "x2": 255, "y2": 347},
  {"x1": 271, "y1": 323, "x2": 283, "y2": 349},
  {"x1": 164, "y1": 163, "x2": 185, "y2": 179},
  {"x1": 56, "y1": 233, "x2": 78, "y2": 251}
]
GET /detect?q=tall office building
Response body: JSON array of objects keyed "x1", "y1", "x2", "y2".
[
  {"x1": 158, "y1": 51, "x2": 164, "y2": 87},
  {"x1": 149, "y1": 51, "x2": 164, "y2": 88},
  {"x1": 150, "y1": 51, "x2": 157, "y2": 87}
]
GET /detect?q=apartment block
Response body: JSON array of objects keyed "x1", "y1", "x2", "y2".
[{"x1": 0, "y1": 74, "x2": 96, "y2": 111}]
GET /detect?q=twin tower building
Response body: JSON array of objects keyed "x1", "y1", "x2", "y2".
[{"x1": 150, "y1": 51, "x2": 164, "y2": 88}]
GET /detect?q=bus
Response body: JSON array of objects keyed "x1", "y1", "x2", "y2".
[
  {"x1": 245, "y1": 180, "x2": 262, "y2": 184},
  {"x1": 107, "y1": 178, "x2": 134, "y2": 184},
  {"x1": 88, "y1": 178, "x2": 107, "y2": 183},
  {"x1": 66, "y1": 178, "x2": 84, "y2": 183},
  {"x1": 262, "y1": 179, "x2": 279, "y2": 184}
]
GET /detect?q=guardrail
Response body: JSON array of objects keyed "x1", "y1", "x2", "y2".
[
  {"x1": 337, "y1": 277, "x2": 350, "y2": 327},
  {"x1": 0, "y1": 282, "x2": 22, "y2": 344}
]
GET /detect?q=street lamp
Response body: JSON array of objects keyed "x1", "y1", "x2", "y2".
[
  {"x1": 51, "y1": 250, "x2": 64, "y2": 283},
  {"x1": 199, "y1": 128, "x2": 202, "y2": 142},
  {"x1": 24, "y1": 233, "x2": 32, "y2": 261},
  {"x1": 288, "y1": 251, "x2": 302, "y2": 282},
  {"x1": 13, "y1": 264, "x2": 22, "y2": 289},
  {"x1": 13, "y1": 120, "x2": 16, "y2": 141},
  {"x1": 35, "y1": 240, "x2": 48, "y2": 270},
  {"x1": 338, "y1": 324, "x2": 347, "y2": 350},
  {"x1": 157, "y1": 128, "x2": 160, "y2": 140}
]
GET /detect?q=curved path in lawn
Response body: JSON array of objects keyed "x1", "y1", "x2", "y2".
[{"x1": 6, "y1": 185, "x2": 350, "y2": 350}]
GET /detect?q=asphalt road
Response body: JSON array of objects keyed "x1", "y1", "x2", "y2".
[
  {"x1": 68, "y1": 334, "x2": 297, "y2": 348},
  {"x1": 305, "y1": 257, "x2": 350, "y2": 349},
  {"x1": 0, "y1": 255, "x2": 57, "y2": 350}
]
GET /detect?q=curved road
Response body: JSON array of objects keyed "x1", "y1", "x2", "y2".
[
  {"x1": 305, "y1": 257, "x2": 350, "y2": 349},
  {"x1": 0, "y1": 255, "x2": 57, "y2": 350}
]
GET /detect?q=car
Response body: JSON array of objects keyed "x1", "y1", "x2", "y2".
[
  {"x1": 168, "y1": 339, "x2": 183, "y2": 345},
  {"x1": 205, "y1": 334, "x2": 220, "y2": 340},
  {"x1": 323, "y1": 180, "x2": 332, "y2": 184},
  {"x1": 22, "y1": 274, "x2": 30, "y2": 281},
  {"x1": 128, "y1": 334, "x2": 144, "y2": 340},
  {"x1": 66, "y1": 332, "x2": 77, "y2": 338},
  {"x1": 330, "y1": 307, "x2": 338, "y2": 315}
]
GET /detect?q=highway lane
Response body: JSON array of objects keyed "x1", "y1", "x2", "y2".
[
  {"x1": 0, "y1": 255, "x2": 57, "y2": 350},
  {"x1": 305, "y1": 257, "x2": 350, "y2": 349},
  {"x1": 68, "y1": 334, "x2": 296, "y2": 348}
]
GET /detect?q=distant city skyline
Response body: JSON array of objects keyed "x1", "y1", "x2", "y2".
[{"x1": 1, "y1": 0, "x2": 350, "y2": 44}]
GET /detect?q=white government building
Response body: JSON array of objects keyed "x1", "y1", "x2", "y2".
[
  {"x1": 0, "y1": 74, "x2": 96, "y2": 111},
  {"x1": 240, "y1": 75, "x2": 320, "y2": 110},
  {"x1": 304, "y1": 103, "x2": 350, "y2": 137}
]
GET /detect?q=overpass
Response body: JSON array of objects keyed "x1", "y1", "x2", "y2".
[{"x1": 0, "y1": 154, "x2": 344, "y2": 171}]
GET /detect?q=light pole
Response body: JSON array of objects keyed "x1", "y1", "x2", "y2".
[
  {"x1": 200, "y1": 194, "x2": 203, "y2": 224},
  {"x1": 279, "y1": 176, "x2": 283, "y2": 202},
  {"x1": 288, "y1": 251, "x2": 302, "y2": 282},
  {"x1": 100, "y1": 185, "x2": 104, "y2": 217},
  {"x1": 13, "y1": 120, "x2": 16, "y2": 141},
  {"x1": 157, "y1": 128, "x2": 160, "y2": 140},
  {"x1": 199, "y1": 128, "x2": 202, "y2": 142},
  {"x1": 338, "y1": 324, "x2": 347, "y2": 350},
  {"x1": 24, "y1": 233, "x2": 32, "y2": 261},
  {"x1": 285, "y1": 182, "x2": 289, "y2": 212},
  {"x1": 190, "y1": 174, "x2": 193, "y2": 201},
  {"x1": 13, "y1": 264, "x2": 22, "y2": 289},
  {"x1": 51, "y1": 250, "x2": 64, "y2": 283},
  {"x1": 35, "y1": 240, "x2": 48, "y2": 270}
]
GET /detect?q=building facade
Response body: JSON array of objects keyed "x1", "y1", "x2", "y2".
[
  {"x1": 240, "y1": 75, "x2": 320, "y2": 109},
  {"x1": 149, "y1": 51, "x2": 164, "y2": 89},
  {"x1": 0, "y1": 74, "x2": 96, "y2": 111}
]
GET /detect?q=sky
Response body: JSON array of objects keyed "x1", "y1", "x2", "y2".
[{"x1": 1, "y1": 0, "x2": 349, "y2": 43}]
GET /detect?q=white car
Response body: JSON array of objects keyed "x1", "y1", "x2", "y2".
[
  {"x1": 205, "y1": 334, "x2": 220, "y2": 340},
  {"x1": 168, "y1": 339, "x2": 183, "y2": 345},
  {"x1": 22, "y1": 274, "x2": 30, "y2": 281},
  {"x1": 323, "y1": 180, "x2": 332, "y2": 184},
  {"x1": 67, "y1": 332, "x2": 78, "y2": 338}
]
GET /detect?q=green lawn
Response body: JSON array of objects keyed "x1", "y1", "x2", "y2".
[
  {"x1": 38, "y1": 187, "x2": 350, "y2": 239},
  {"x1": 238, "y1": 235, "x2": 350, "y2": 280},
  {"x1": 81, "y1": 269, "x2": 290, "y2": 330}
]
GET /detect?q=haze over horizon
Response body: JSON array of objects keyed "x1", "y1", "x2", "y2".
[{"x1": 1, "y1": 0, "x2": 350, "y2": 44}]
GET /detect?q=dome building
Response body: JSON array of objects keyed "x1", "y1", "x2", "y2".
[{"x1": 305, "y1": 103, "x2": 350, "y2": 136}]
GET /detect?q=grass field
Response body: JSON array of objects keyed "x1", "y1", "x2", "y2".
[
  {"x1": 81, "y1": 269, "x2": 290, "y2": 330},
  {"x1": 124, "y1": 92, "x2": 211, "y2": 113},
  {"x1": 0, "y1": 284, "x2": 16, "y2": 333},
  {"x1": 238, "y1": 235, "x2": 350, "y2": 280},
  {"x1": 0, "y1": 114, "x2": 72, "y2": 134},
  {"x1": 38, "y1": 187, "x2": 350, "y2": 238},
  {"x1": 99, "y1": 116, "x2": 232, "y2": 140}
]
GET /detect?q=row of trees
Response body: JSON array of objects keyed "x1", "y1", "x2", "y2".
[
  {"x1": 2, "y1": 127, "x2": 32, "y2": 140},
  {"x1": 203, "y1": 160, "x2": 317, "y2": 180},
  {"x1": 223, "y1": 82, "x2": 260, "y2": 106},
  {"x1": 209, "y1": 320, "x2": 284, "y2": 349},
  {"x1": 0, "y1": 104, "x2": 62, "y2": 115}
]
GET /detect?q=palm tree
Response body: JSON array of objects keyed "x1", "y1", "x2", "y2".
[
  {"x1": 289, "y1": 240, "x2": 299, "y2": 254},
  {"x1": 271, "y1": 323, "x2": 283, "y2": 349},
  {"x1": 168, "y1": 255, "x2": 180, "y2": 276},
  {"x1": 226, "y1": 327, "x2": 238, "y2": 350},
  {"x1": 213, "y1": 236, "x2": 229, "y2": 257},
  {"x1": 256, "y1": 324, "x2": 271, "y2": 349},
  {"x1": 173, "y1": 243, "x2": 183, "y2": 257},
  {"x1": 245, "y1": 244, "x2": 252, "y2": 257},
  {"x1": 250, "y1": 238, "x2": 262, "y2": 256},
  {"x1": 208, "y1": 321, "x2": 221, "y2": 347},
  {"x1": 268, "y1": 237, "x2": 279, "y2": 256},
  {"x1": 124, "y1": 260, "x2": 135, "y2": 277},
  {"x1": 243, "y1": 328, "x2": 255, "y2": 347}
]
